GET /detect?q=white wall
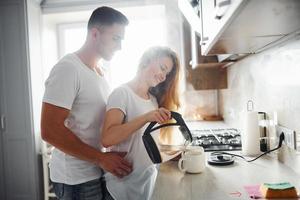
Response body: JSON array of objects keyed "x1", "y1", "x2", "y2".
[
  {"x1": 219, "y1": 35, "x2": 300, "y2": 174},
  {"x1": 27, "y1": 0, "x2": 44, "y2": 152},
  {"x1": 26, "y1": 0, "x2": 43, "y2": 198}
]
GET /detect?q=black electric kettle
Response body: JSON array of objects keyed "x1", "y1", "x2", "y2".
[{"x1": 142, "y1": 111, "x2": 193, "y2": 164}]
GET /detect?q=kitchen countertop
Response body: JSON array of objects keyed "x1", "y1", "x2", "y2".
[{"x1": 151, "y1": 154, "x2": 300, "y2": 200}]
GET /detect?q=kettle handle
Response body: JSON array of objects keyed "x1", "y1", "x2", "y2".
[
  {"x1": 143, "y1": 111, "x2": 192, "y2": 143},
  {"x1": 144, "y1": 111, "x2": 180, "y2": 135}
]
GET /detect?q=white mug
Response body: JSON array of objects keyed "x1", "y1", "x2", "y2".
[{"x1": 178, "y1": 146, "x2": 206, "y2": 173}]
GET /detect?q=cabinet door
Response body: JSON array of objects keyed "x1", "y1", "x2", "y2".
[
  {"x1": 0, "y1": 7, "x2": 6, "y2": 200},
  {"x1": 200, "y1": 0, "x2": 245, "y2": 55},
  {"x1": 0, "y1": 1, "x2": 38, "y2": 199}
]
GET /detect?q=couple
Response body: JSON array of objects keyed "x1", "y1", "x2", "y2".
[{"x1": 41, "y1": 6, "x2": 180, "y2": 200}]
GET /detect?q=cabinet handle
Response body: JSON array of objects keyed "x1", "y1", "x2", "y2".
[
  {"x1": 1, "y1": 115, "x2": 5, "y2": 131},
  {"x1": 215, "y1": 0, "x2": 231, "y2": 20},
  {"x1": 217, "y1": 0, "x2": 231, "y2": 7}
]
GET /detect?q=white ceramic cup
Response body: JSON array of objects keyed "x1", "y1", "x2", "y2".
[{"x1": 178, "y1": 146, "x2": 206, "y2": 173}]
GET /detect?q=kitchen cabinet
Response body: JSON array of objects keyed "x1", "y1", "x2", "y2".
[
  {"x1": 184, "y1": 24, "x2": 228, "y2": 90},
  {"x1": 179, "y1": 1, "x2": 229, "y2": 90},
  {"x1": 0, "y1": 0, "x2": 41, "y2": 199},
  {"x1": 187, "y1": 64, "x2": 228, "y2": 90},
  {"x1": 180, "y1": 0, "x2": 300, "y2": 57},
  {"x1": 0, "y1": 14, "x2": 4, "y2": 196},
  {"x1": 203, "y1": 0, "x2": 300, "y2": 55},
  {"x1": 200, "y1": 0, "x2": 245, "y2": 55}
]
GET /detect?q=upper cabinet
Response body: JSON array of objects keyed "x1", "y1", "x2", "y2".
[
  {"x1": 179, "y1": 0, "x2": 300, "y2": 57},
  {"x1": 200, "y1": 0, "x2": 245, "y2": 55}
]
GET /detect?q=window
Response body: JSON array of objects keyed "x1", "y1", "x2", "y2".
[{"x1": 57, "y1": 23, "x2": 87, "y2": 59}]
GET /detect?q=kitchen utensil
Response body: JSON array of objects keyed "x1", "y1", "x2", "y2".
[{"x1": 142, "y1": 111, "x2": 193, "y2": 164}]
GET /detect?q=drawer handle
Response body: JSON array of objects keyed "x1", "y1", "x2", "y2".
[{"x1": 1, "y1": 115, "x2": 5, "y2": 131}]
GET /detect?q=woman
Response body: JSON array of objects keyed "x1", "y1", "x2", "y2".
[{"x1": 101, "y1": 46, "x2": 180, "y2": 200}]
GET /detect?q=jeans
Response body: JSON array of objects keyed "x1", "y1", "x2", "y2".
[{"x1": 53, "y1": 177, "x2": 114, "y2": 200}]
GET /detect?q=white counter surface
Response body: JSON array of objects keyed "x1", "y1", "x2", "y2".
[{"x1": 151, "y1": 154, "x2": 300, "y2": 200}]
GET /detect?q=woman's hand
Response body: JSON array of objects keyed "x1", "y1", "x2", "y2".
[{"x1": 144, "y1": 107, "x2": 171, "y2": 124}]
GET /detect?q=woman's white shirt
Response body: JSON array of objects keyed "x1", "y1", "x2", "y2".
[{"x1": 104, "y1": 84, "x2": 158, "y2": 200}]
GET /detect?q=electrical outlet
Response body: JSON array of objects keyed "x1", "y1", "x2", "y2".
[{"x1": 276, "y1": 125, "x2": 296, "y2": 150}]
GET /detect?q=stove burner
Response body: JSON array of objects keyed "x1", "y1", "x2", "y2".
[{"x1": 191, "y1": 128, "x2": 242, "y2": 151}]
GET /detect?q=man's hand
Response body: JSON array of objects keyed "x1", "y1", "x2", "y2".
[{"x1": 97, "y1": 152, "x2": 132, "y2": 178}]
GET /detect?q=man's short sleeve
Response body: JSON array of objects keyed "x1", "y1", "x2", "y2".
[
  {"x1": 106, "y1": 87, "x2": 128, "y2": 115},
  {"x1": 43, "y1": 63, "x2": 79, "y2": 110}
]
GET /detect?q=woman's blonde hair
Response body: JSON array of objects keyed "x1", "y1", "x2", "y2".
[
  {"x1": 138, "y1": 46, "x2": 181, "y2": 144},
  {"x1": 138, "y1": 46, "x2": 180, "y2": 110}
]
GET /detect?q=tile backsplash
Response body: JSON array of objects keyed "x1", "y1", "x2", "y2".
[{"x1": 219, "y1": 35, "x2": 300, "y2": 174}]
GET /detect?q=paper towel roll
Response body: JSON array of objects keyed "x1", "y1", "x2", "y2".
[{"x1": 242, "y1": 111, "x2": 261, "y2": 156}]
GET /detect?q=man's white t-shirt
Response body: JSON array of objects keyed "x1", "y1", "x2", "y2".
[
  {"x1": 105, "y1": 84, "x2": 159, "y2": 200},
  {"x1": 43, "y1": 53, "x2": 110, "y2": 185}
]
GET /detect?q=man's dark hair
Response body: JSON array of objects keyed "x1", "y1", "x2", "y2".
[{"x1": 88, "y1": 6, "x2": 129, "y2": 30}]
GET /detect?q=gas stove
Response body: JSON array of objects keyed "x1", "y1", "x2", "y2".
[{"x1": 191, "y1": 128, "x2": 242, "y2": 151}]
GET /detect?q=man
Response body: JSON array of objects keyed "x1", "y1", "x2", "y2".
[{"x1": 41, "y1": 6, "x2": 132, "y2": 200}]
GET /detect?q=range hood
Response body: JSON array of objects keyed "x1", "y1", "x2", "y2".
[{"x1": 179, "y1": 0, "x2": 300, "y2": 57}]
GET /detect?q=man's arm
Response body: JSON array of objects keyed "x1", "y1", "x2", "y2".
[{"x1": 41, "y1": 102, "x2": 132, "y2": 178}]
